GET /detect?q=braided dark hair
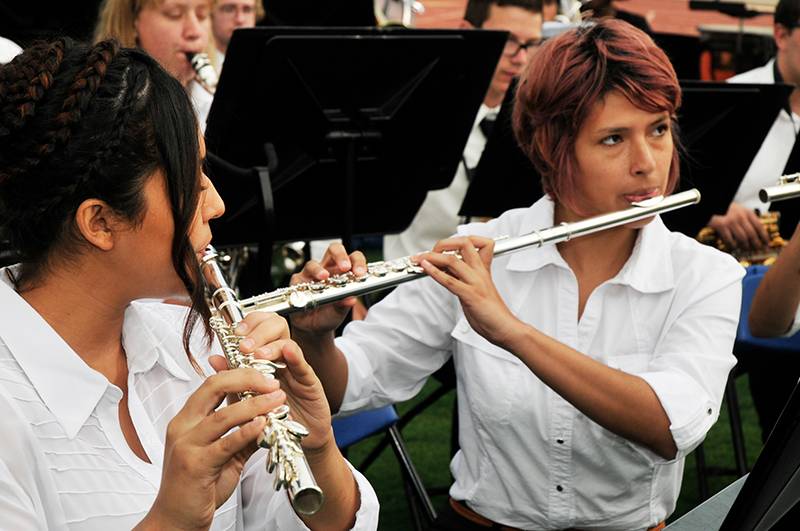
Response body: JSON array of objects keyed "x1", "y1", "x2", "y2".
[{"x1": 0, "y1": 38, "x2": 211, "y2": 363}]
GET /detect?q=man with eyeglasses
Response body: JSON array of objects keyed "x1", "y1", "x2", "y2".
[
  {"x1": 724, "y1": 0, "x2": 800, "y2": 444},
  {"x1": 383, "y1": 0, "x2": 543, "y2": 260},
  {"x1": 210, "y1": 0, "x2": 264, "y2": 68}
]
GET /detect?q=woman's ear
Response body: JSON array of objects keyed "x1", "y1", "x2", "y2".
[{"x1": 74, "y1": 199, "x2": 119, "y2": 251}]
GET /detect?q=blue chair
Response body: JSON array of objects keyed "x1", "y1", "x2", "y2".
[
  {"x1": 736, "y1": 265, "x2": 800, "y2": 352},
  {"x1": 332, "y1": 405, "x2": 437, "y2": 530}
]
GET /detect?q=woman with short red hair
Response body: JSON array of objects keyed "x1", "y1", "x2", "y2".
[{"x1": 293, "y1": 19, "x2": 743, "y2": 530}]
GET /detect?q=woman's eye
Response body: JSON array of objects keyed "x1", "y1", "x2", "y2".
[
  {"x1": 601, "y1": 134, "x2": 622, "y2": 146},
  {"x1": 164, "y1": 10, "x2": 181, "y2": 19},
  {"x1": 653, "y1": 123, "x2": 669, "y2": 137}
]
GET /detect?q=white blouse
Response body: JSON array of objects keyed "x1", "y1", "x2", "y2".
[
  {"x1": 0, "y1": 269, "x2": 379, "y2": 530},
  {"x1": 337, "y1": 196, "x2": 744, "y2": 530},
  {"x1": 728, "y1": 59, "x2": 800, "y2": 210}
]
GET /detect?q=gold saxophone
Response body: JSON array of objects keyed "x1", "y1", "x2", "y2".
[{"x1": 697, "y1": 173, "x2": 800, "y2": 266}]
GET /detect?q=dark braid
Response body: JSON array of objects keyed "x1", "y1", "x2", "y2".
[
  {"x1": 0, "y1": 40, "x2": 66, "y2": 179},
  {"x1": 0, "y1": 40, "x2": 120, "y2": 184},
  {"x1": 0, "y1": 39, "x2": 213, "y2": 364}
]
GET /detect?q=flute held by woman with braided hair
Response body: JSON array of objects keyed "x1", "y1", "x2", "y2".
[{"x1": 0, "y1": 38, "x2": 377, "y2": 530}]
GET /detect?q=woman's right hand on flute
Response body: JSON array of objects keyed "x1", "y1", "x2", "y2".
[
  {"x1": 289, "y1": 243, "x2": 368, "y2": 336},
  {"x1": 137, "y1": 368, "x2": 286, "y2": 531}
]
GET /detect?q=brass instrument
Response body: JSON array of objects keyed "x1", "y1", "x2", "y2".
[
  {"x1": 697, "y1": 212, "x2": 786, "y2": 266},
  {"x1": 233, "y1": 190, "x2": 701, "y2": 316},
  {"x1": 696, "y1": 173, "x2": 800, "y2": 266},
  {"x1": 760, "y1": 173, "x2": 800, "y2": 203},
  {"x1": 188, "y1": 52, "x2": 217, "y2": 95},
  {"x1": 200, "y1": 249, "x2": 324, "y2": 515}
]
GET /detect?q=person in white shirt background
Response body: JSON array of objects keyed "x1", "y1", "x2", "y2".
[
  {"x1": 724, "y1": 0, "x2": 800, "y2": 443},
  {"x1": 722, "y1": 0, "x2": 800, "y2": 252},
  {"x1": 0, "y1": 39, "x2": 377, "y2": 530},
  {"x1": 289, "y1": 19, "x2": 743, "y2": 531},
  {"x1": 210, "y1": 0, "x2": 262, "y2": 71},
  {"x1": 94, "y1": 0, "x2": 217, "y2": 130},
  {"x1": 382, "y1": 0, "x2": 543, "y2": 260}
]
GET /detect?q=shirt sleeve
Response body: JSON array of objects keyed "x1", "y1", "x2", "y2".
[
  {"x1": 635, "y1": 259, "x2": 744, "y2": 461},
  {"x1": 240, "y1": 451, "x2": 379, "y2": 530},
  {"x1": 335, "y1": 276, "x2": 459, "y2": 415}
]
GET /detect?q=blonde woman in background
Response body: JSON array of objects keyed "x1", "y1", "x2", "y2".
[{"x1": 95, "y1": 0, "x2": 217, "y2": 129}]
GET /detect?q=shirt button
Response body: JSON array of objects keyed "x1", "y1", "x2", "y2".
[
  {"x1": 556, "y1": 485, "x2": 563, "y2": 492},
  {"x1": 707, "y1": 408, "x2": 713, "y2": 415}
]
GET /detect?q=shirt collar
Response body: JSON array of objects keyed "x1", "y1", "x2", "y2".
[
  {"x1": 122, "y1": 301, "x2": 191, "y2": 382},
  {"x1": 0, "y1": 266, "x2": 108, "y2": 440},
  {"x1": 504, "y1": 197, "x2": 676, "y2": 293}
]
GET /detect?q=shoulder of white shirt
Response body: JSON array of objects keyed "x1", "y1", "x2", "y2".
[{"x1": 0, "y1": 36, "x2": 22, "y2": 65}]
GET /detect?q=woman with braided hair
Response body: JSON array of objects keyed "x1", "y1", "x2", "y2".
[
  {"x1": 95, "y1": 0, "x2": 217, "y2": 129},
  {"x1": 0, "y1": 39, "x2": 378, "y2": 530}
]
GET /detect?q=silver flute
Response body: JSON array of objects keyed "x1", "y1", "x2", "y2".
[
  {"x1": 759, "y1": 173, "x2": 800, "y2": 203},
  {"x1": 236, "y1": 189, "x2": 701, "y2": 316},
  {"x1": 200, "y1": 249, "x2": 324, "y2": 515},
  {"x1": 188, "y1": 52, "x2": 217, "y2": 94}
]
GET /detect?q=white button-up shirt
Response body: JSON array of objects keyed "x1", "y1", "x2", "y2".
[
  {"x1": 0, "y1": 269, "x2": 378, "y2": 531},
  {"x1": 337, "y1": 197, "x2": 744, "y2": 530},
  {"x1": 728, "y1": 59, "x2": 800, "y2": 210}
]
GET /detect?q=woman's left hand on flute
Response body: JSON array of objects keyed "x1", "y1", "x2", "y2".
[{"x1": 417, "y1": 236, "x2": 678, "y2": 460}]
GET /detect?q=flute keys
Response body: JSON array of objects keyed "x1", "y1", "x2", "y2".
[
  {"x1": 284, "y1": 419, "x2": 310, "y2": 438},
  {"x1": 289, "y1": 290, "x2": 312, "y2": 309},
  {"x1": 269, "y1": 404, "x2": 291, "y2": 420}
]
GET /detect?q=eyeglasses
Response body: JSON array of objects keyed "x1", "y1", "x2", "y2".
[
  {"x1": 503, "y1": 35, "x2": 543, "y2": 56},
  {"x1": 216, "y1": 3, "x2": 256, "y2": 17}
]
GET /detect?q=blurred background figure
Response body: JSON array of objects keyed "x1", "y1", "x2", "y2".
[
  {"x1": 94, "y1": 0, "x2": 217, "y2": 128},
  {"x1": 211, "y1": 0, "x2": 264, "y2": 69},
  {"x1": 383, "y1": 0, "x2": 543, "y2": 260}
]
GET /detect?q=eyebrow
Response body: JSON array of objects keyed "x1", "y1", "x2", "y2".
[{"x1": 594, "y1": 115, "x2": 670, "y2": 135}]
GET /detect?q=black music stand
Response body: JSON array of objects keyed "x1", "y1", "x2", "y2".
[
  {"x1": 460, "y1": 80, "x2": 790, "y2": 238},
  {"x1": 668, "y1": 379, "x2": 800, "y2": 530},
  {"x1": 205, "y1": 27, "x2": 505, "y2": 293},
  {"x1": 459, "y1": 78, "x2": 540, "y2": 219}
]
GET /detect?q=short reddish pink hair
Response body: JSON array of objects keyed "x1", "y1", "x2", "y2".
[{"x1": 513, "y1": 18, "x2": 682, "y2": 211}]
